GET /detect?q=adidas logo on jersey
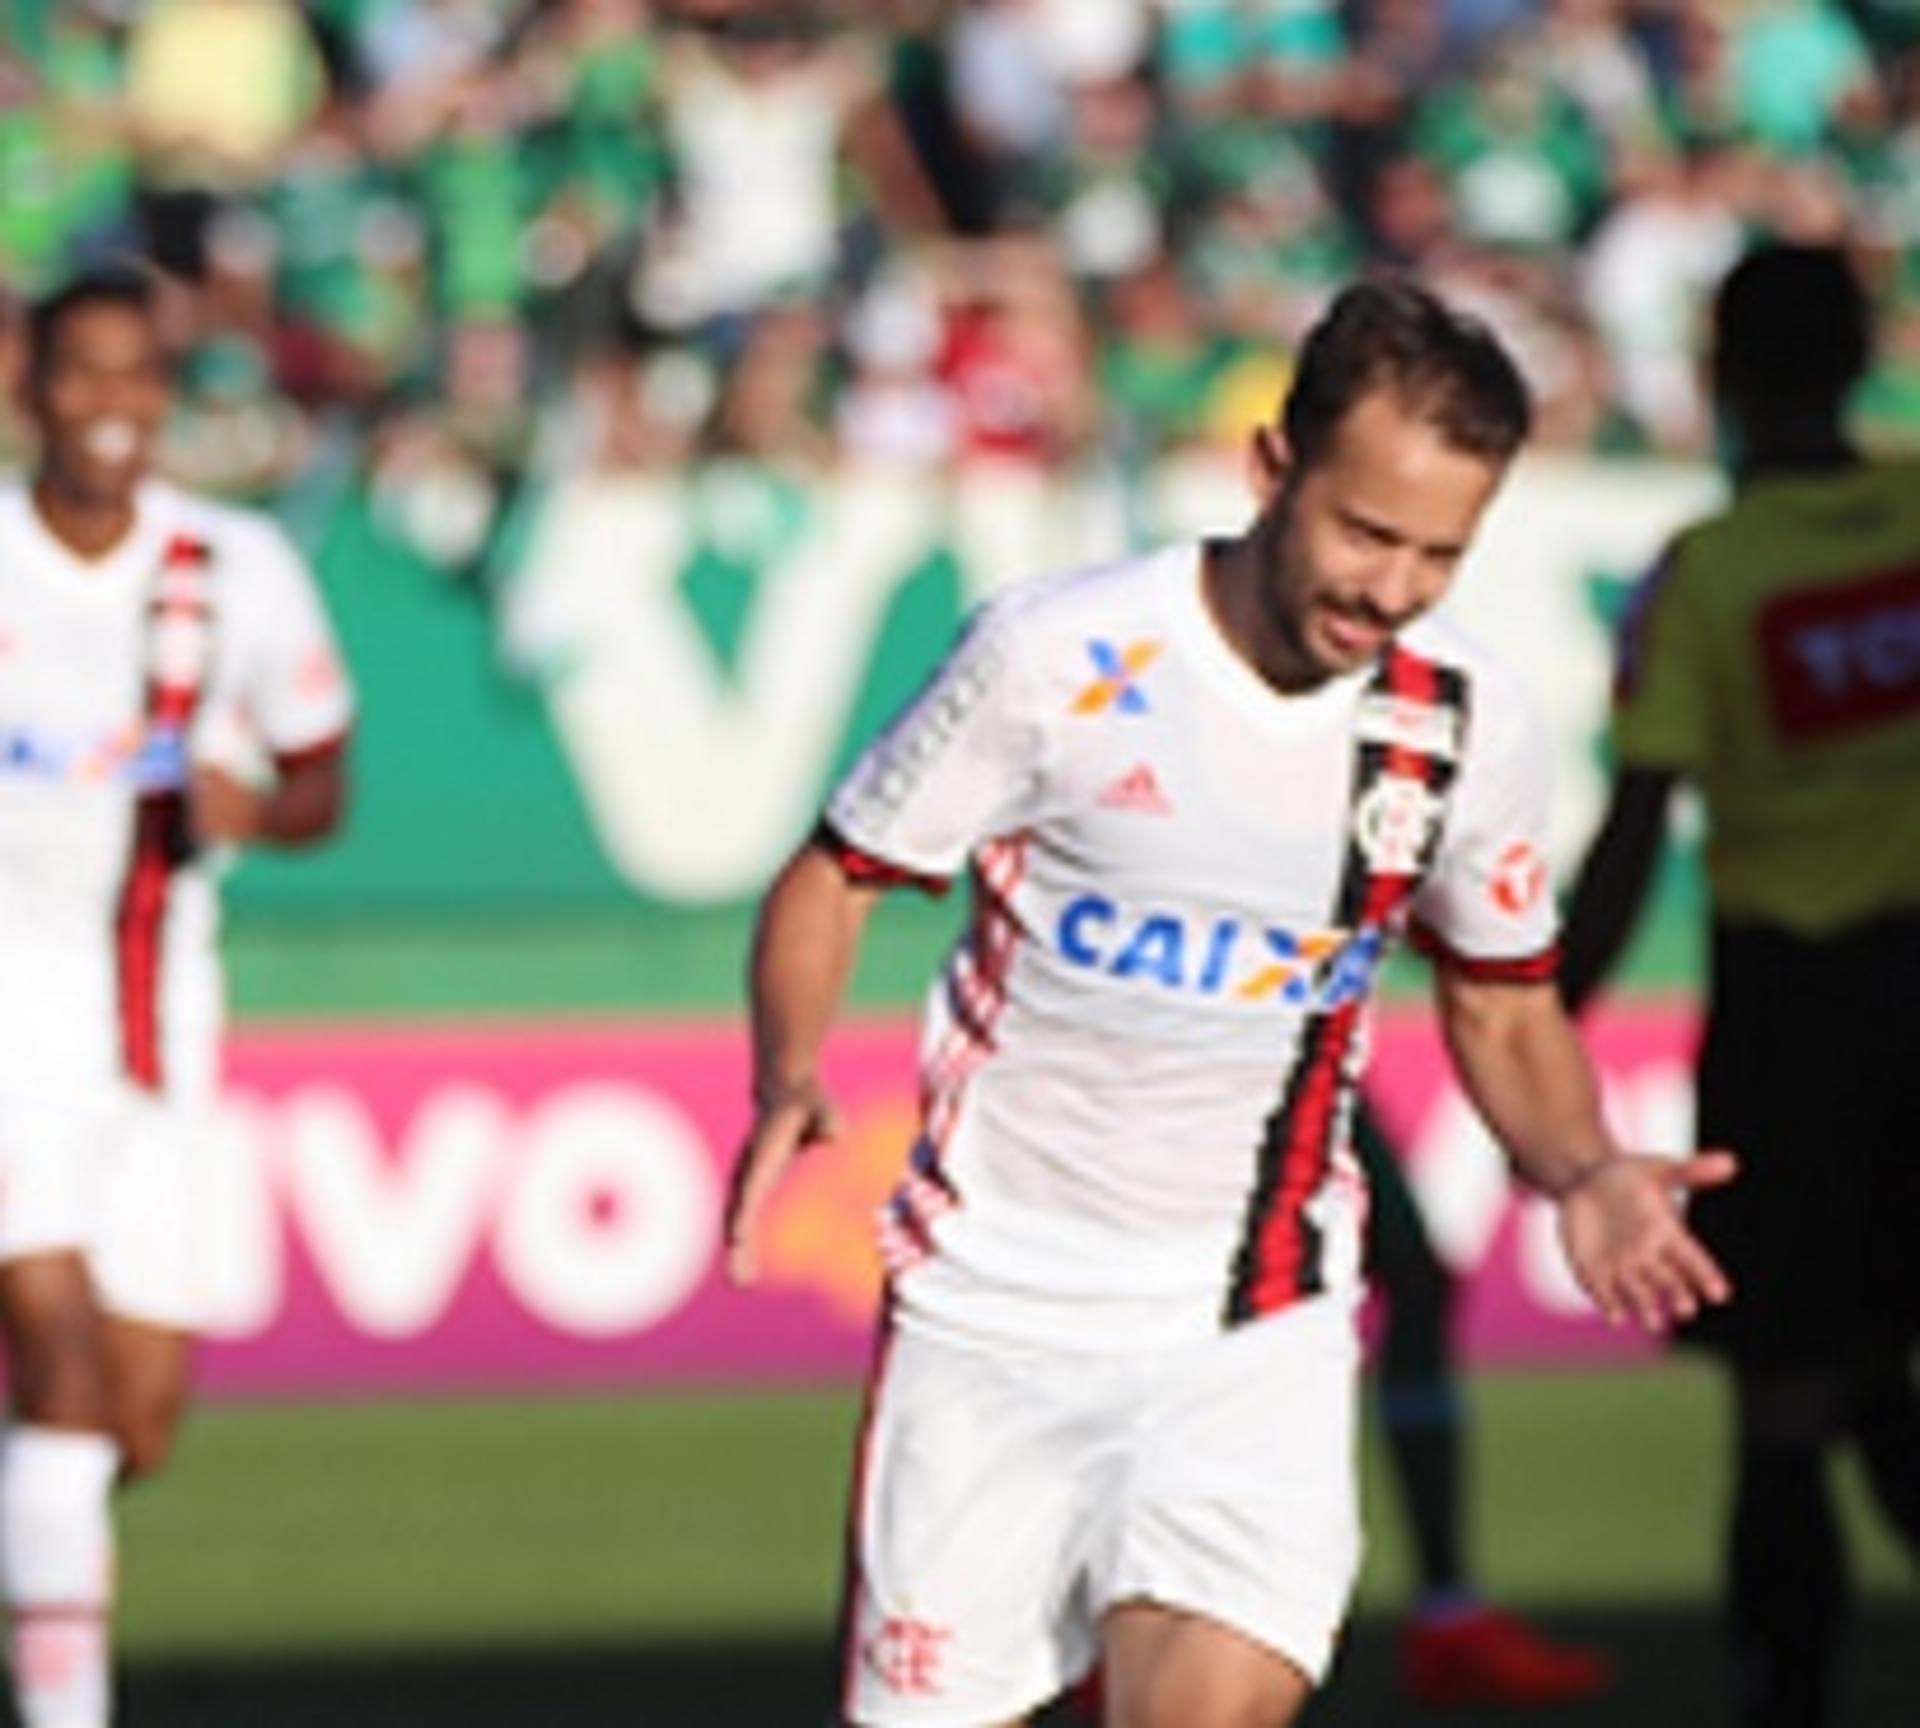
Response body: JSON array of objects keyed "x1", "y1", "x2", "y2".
[{"x1": 1097, "y1": 762, "x2": 1171, "y2": 815}]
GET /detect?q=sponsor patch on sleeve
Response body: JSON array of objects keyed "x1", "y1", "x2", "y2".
[
  {"x1": 1758, "y1": 561, "x2": 1920, "y2": 742},
  {"x1": 1488, "y1": 840, "x2": 1547, "y2": 917}
]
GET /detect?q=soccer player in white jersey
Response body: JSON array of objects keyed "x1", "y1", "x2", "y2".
[
  {"x1": 726, "y1": 279, "x2": 1735, "y2": 1728},
  {"x1": 0, "y1": 269, "x2": 353, "y2": 1728}
]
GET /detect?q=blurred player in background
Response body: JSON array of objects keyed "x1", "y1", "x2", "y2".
[
  {"x1": 1355, "y1": 1095, "x2": 1612, "y2": 1708},
  {"x1": 728, "y1": 278, "x2": 1732, "y2": 1728},
  {"x1": 0, "y1": 268, "x2": 353, "y2": 1728},
  {"x1": 1562, "y1": 241, "x2": 1920, "y2": 1728}
]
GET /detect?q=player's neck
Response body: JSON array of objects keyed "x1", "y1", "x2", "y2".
[
  {"x1": 1729, "y1": 399, "x2": 1857, "y2": 486},
  {"x1": 1735, "y1": 434, "x2": 1858, "y2": 487},
  {"x1": 1202, "y1": 534, "x2": 1323, "y2": 697},
  {"x1": 29, "y1": 473, "x2": 140, "y2": 563}
]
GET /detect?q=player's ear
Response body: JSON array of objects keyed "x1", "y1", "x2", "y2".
[{"x1": 1247, "y1": 422, "x2": 1293, "y2": 510}]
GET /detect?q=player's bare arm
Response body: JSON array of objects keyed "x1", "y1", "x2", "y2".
[
  {"x1": 726, "y1": 841, "x2": 885, "y2": 1284},
  {"x1": 190, "y1": 742, "x2": 349, "y2": 850},
  {"x1": 1434, "y1": 970, "x2": 1734, "y2": 1331},
  {"x1": 1557, "y1": 766, "x2": 1676, "y2": 1014}
]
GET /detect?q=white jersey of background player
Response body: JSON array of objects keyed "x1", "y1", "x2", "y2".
[
  {"x1": 0, "y1": 271, "x2": 352, "y2": 1728},
  {"x1": 729, "y1": 281, "x2": 1736, "y2": 1728},
  {"x1": 0, "y1": 478, "x2": 350, "y2": 1111}
]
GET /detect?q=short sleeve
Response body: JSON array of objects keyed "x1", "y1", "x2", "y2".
[
  {"x1": 213, "y1": 517, "x2": 355, "y2": 760},
  {"x1": 1409, "y1": 671, "x2": 1559, "y2": 979},
  {"x1": 1609, "y1": 542, "x2": 1709, "y2": 775},
  {"x1": 825, "y1": 599, "x2": 1047, "y2": 884}
]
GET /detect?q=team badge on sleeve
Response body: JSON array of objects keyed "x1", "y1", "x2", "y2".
[{"x1": 1488, "y1": 840, "x2": 1547, "y2": 916}]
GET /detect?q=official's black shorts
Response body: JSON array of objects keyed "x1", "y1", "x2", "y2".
[{"x1": 1678, "y1": 915, "x2": 1920, "y2": 1369}]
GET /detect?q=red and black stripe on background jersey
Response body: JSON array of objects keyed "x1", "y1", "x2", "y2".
[
  {"x1": 113, "y1": 534, "x2": 212, "y2": 1092},
  {"x1": 1225, "y1": 645, "x2": 1470, "y2": 1325}
]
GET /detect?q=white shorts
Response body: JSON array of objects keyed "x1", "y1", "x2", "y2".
[
  {"x1": 842, "y1": 1295, "x2": 1363, "y2": 1728},
  {"x1": 0, "y1": 1077, "x2": 205, "y2": 1332}
]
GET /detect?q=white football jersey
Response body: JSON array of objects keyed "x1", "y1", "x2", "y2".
[
  {"x1": 827, "y1": 543, "x2": 1557, "y2": 1350},
  {"x1": 0, "y1": 480, "x2": 354, "y2": 1098}
]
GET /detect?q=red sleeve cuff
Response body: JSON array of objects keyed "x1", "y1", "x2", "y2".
[
  {"x1": 1410, "y1": 922, "x2": 1560, "y2": 984},
  {"x1": 272, "y1": 730, "x2": 350, "y2": 775},
  {"x1": 813, "y1": 820, "x2": 951, "y2": 897}
]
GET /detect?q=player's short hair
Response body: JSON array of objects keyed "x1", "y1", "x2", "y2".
[
  {"x1": 1712, "y1": 243, "x2": 1869, "y2": 410},
  {"x1": 1282, "y1": 277, "x2": 1532, "y2": 471},
  {"x1": 27, "y1": 266, "x2": 161, "y2": 369}
]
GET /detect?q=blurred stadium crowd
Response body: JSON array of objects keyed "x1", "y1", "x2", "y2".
[{"x1": 3, "y1": 0, "x2": 1919, "y2": 568}]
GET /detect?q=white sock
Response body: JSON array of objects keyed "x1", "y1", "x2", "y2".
[{"x1": 1, "y1": 1427, "x2": 119, "y2": 1728}]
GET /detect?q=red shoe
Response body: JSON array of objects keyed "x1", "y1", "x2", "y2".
[{"x1": 1401, "y1": 1605, "x2": 1613, "y2": 1708}]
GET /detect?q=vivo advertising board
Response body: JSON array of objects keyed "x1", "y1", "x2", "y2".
[{"x1": 195, "y1": 1010, "x2": 1699, "y2": 1398}]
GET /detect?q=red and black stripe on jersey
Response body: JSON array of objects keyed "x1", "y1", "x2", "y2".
[
  {"x1": 813, "y1": 817, "x2": 1022, "y2": 1265},
  {"x1": 814, "y1": 817, "x2": 951, "y2": 897},
  {"x1": 113, "y1": 534, "x2": 214, "y2": 1091},
  {"x1": 1225, "y1": 644, "x2": 1470, "y2": 1324}
]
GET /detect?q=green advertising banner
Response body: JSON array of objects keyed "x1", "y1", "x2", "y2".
[{"x1": 229, "y1": 454, "x2": 1723, "y2": 1016}]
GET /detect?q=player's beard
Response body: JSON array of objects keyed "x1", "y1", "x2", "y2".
[{"x1": 1252, "y1": 504, "x2": 1341, "y2": 692}]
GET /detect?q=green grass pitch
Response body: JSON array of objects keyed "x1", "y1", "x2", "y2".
[{"x1": 108, "y1": 1361, "x2": 1913, "y2": 1727}]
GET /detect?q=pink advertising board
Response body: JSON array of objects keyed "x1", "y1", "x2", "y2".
[{"x1": 198, "y1": 1007, "x2": 1701, "y2": 1397}]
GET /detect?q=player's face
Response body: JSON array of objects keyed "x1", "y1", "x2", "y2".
[
  {"x1": 1250, "y1": 388, "x2": 1507, "y2": 684},
  {"x1": 29, "y1": 300, "x2": 170, "y2": 507}
]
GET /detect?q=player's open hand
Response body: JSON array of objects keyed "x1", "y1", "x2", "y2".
[
  {"x1": 1557, "y1": 1150, "x2": 1737, "y2": 1331},
  {"x1": 723, "y1": 1075, "x2": 842, "y2": 1286}
]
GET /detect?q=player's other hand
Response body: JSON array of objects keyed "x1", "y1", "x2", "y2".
[
  {"x1": 189, "y1": 765, "x2": 266, "y2": 846},
  {"x1": 1557, "y1": 1150, "x2": 1737, "y2": 1332},
  {"x1": 723, "y1": 1074, "x2": 841, "y2": 1286}
]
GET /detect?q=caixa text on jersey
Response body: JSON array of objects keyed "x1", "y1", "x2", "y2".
[{"x1": 1054, "y1": 895, "x2": 1389, "y2": 1007}]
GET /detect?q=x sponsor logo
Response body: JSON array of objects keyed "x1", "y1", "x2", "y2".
[{"x1": 1072, "y1": 638, "x2": 1162, "y2": 715}]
